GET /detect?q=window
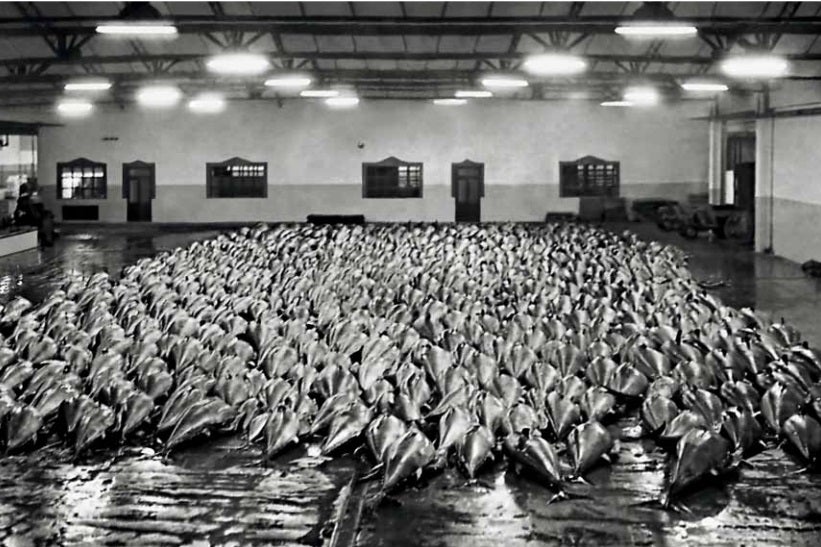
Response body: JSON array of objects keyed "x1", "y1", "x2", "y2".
[
  {"x1": 362, "y1": 156, "x2": 423, "y2": 198},
  {"x1": 57, "y1": 158, "x2": 107, "y2": 199},
  {"x1": 559, "y1": 155, "x2": 620, "y2": 197},
  {"x1": 207, "y1": 157, "x2": 267, "y2": 198}
]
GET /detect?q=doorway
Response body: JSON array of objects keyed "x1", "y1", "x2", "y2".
[
  {"x1": 452, "y1": 160, "x2": 484, "y2": 222},
  {"x1": 724, "y1": 134, "x2": 755, "y2": 241},
  {"x1": 123, "y1": 161, "x2": 155, "y2": 222}
]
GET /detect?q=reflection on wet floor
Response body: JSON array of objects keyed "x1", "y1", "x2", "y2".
[
  {"x1": 1, "y1": 222, "x2": 820, "y2": 546},
  {"x1": 0, "y1": 436, "x2": 354, "y2": 547}
]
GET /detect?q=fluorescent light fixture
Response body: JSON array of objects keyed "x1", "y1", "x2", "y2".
[
  {"x1": 96, "y1": 24, "x2": 177, "y2": 36},
  {"x1": 264, "y1": 76, "x2": 312, "y2": 88},
  {"x1": 136, "y1": 85, "x2": 182, "y2": 107},
  {"x1": 301, "y1": 89, "x2": 339, "y2": 98},
  {"x1": 720, "y1": 56, "x2": 789, "y2": 78},
  {"x1": 57, "y1": 100, "x2": 93, "y2": 115},
  {"x1": 206, "y1": 53, "x2": 270, "y2": 75},
  {"x1": 523, "y1": 53, "x2": 587, "y2": 75},
  {"x1": 681, "y1": 81, "x2": 729, "y2": 92},
  {"x1": 624, "y1": 86, "x2": 660, "y2": 105},
  {"x1": 325, "y1": 96, "x2": 359, "y2": 107},
  {"x1": 615, "y1": 24, "x2": 697, "y2": 37},
  {"x1": 188, "y1": 94, "x2": 226, "y2": 113},
  {"x1": 455, "y1": 90, "x2": 493, "y2": 98},
  {"x1": 64, "y1": 80, "x2": 111, "y2": 91},
  {"x1": 481, "y1": 76, "x2": 529, "y2": 89},
  {"x1": 433, "y1": 98, "x2": 467, "y2": 106},
  {"x1": 601, "y1": 101, "x2": 634, "y2": 107}
]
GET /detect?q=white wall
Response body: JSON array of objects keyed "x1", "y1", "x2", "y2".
[
  {"x1": 750, "y1": 82, "x2": 821, "y2": 263},
  {"x1": 32, "y1": 99, "x2": 710, "y2": 222}
]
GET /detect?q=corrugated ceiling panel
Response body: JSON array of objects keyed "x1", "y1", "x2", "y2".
[
  {"x1": 280, "y1": 34, "x2": 319, "y2": 52},
  {"x1": 249, "y1": 2, "x2": 303, "y2": 16},
  {"x1": 315, "y1": 35, "x2": 356, "y2": 52},
  {"x1": 354, "y1": 36, "x2": 407, "y2": 53},
  {"x1": 403, "y1": 2, "x2": 447, "y2": 17},
  {"x1": 490, "y1": 2, "x2": 546, "y2": 17},
  {"x1": 437, "y1": 36, "x2": 479, "y2": 53},
  {"x1": 351, "y1": 2, "x2": 404, "y2": 17},
  {"x1": 163, "y1": 2, "x2": 215, "y2": 16},
  {"x1": 475, "y1": 35, "x2": 513, "y2": 54},
  {"x1": 302, "y1": 2, "x2": 353, "y2": 16},
  {"x1": 404, "y1": 35, "x2": 440, "y2": 52},
  {"x1": 444, "y1": 2, "x2": 492, "y2": 17}
]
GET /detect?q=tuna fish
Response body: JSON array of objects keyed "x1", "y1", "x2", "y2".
[
  {"x1": 546, "y1": 391, "x2": 580, "y2": 441},
  {"x1": 437, "y1": 406, "x2": 474, "y2": 454},
  {"x1": 761, "y1": 382, "x2": 803, "y2": 434},
  {"x1": 664, "y1": 428, "x2": 732, "y2": 506},
  {"x1": 504, "y1": 432, "x2": 564, "y2": 489},
  {"x1": 366, "y1": 414, "x2": 408, "y2": 464},
  {"x1": 264, "y1": 405, "x2": 301, "y2": 458},
  {"x1": 580, "y1": 387, "x2": 617, "y2": 422},
  {"x1": 167, "y1": 398, "x2": 235, "y2": 451},
  {"x1": 641, "y1": 394, "x2": 679, "y2": 434},
  {"x1": 567, "y1": 421, "x2": 614, "y2": 477},
  {"x1": 4, "y1": 405, "x2": 43, "y2": 452},
  {"x1": 383, "y1": 429, "x2": 436, "y2": 491},
  {"x1": 321, "y1": 402, "x2": 372, "y2": 455},
  {"x1": 459, "y1": 425, "x2": 495, "y2": 479},
  {"x1": 782, "y1": 414, "x2": 821, "y2": 466}
]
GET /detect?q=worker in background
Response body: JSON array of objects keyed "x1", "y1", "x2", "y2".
[{"x1": 14, "y1": 182, "x2": 54, "y2": 246}]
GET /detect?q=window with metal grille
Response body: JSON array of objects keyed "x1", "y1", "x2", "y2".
[
  {"x1": 57, "y1": 158, "x2": 107, "y2": 200},
  {"x1": 206, "y1": 157, "x2": 267, "y2": 198},
  {"x1": 362, "y1": 156, "x2": 423, "y2": 198},
  {"x1": 559, "y1": 156, "x2": 620, "y2": 197}
]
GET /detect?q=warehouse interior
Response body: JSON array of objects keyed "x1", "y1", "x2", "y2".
[{"x1": 1, "y1": 2, "x2": 821, "y2": 546}]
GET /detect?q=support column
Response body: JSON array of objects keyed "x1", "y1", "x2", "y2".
[
  {"x1": 707, "y1": 119, "x2": 724, "y2": 205},
  {"x1": 755, "y1": 116, "x2": 774, "y2": 253}
]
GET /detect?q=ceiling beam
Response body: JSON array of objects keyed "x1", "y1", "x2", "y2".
[
  {"x1": 7, "y1": 51, "x2": 821, "y2": 71},
  {"x1": 0, "y1": 69, "x2": 754, "y2": 89},
  {"x1": 2, "y1": 15, "x2": 821, "y2": 36}
]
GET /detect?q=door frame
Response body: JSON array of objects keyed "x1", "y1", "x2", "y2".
[
  {"x1": 451, "y1": 159, "x2": 484, "y2": 222},
  {"x1": 122, "y1": 160, "x2": 156, "y2": 222}
]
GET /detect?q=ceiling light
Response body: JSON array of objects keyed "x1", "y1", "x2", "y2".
[
  {"x1": 681, "y1": 81, "x2": 729, "y2": 92},
  {"x1": 455, "y1": 90, "x2": 493, "y2": 98},
  {"x1": 624, "y1": 86, "x2": 660, "y2": 105},
  {"x1": 325, "y1": 96, "x2": 359, "y2": 108},
  {"x1": 720, "y1": 56, "x2": 789, "y2": 78},
  {"x1": 615, "y1": 24, "x2": 697, "y2": 37},
  {"x1": 433, "y1": 99, "x2": 468, "y2": 106},
  {"x1": 264, "y1": 76, "x2": 312, "y2": 88},
  {"x1": 188, "y1": 94, "x2": 226, "y2": 113},
  {"x1": 206, "y1": 53, "x2": 270, "y2": 75},
  {"x1": 64, "y1": 80, "x2": 111, "y2": 91},
  {"x1": 57, "y1": 100, "x2": 93, "y2": 115},
  {"x1": 96, "y1": 24, "x2": 177, "y2": 36},
  {"x1": 481, "y1": 76, "x2": 529, "y2": 89},
  {"x1": 601, "y1": 101, "x2": 634, "y2": 107},
  {"x1": 301, "y1": 89, "x2": 339, "y2": 98},
  {"x1": 136, "y1": 85, "x2": 182, "y2": 107},
  {"x1": 523, "y1": 53, "x2": 587, "y2": 75}
]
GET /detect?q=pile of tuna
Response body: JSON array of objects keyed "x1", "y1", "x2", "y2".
[{"x1": 0, "y1": 222, "x2": 819, "y2": 506}]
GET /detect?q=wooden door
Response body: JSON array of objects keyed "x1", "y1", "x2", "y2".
[
  {"x1": 452, "y1": 160, "x2": 484, "y2": 222},
  {"x1": 123, "y1": 161, "x2": 155, "y2": 222}
]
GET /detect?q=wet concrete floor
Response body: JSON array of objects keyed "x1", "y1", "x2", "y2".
[{"x1": 1, "y1": 222, "x2": 820, "y2": 546}]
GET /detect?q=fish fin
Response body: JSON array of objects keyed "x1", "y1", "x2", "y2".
[
  {"x1": 629, "y1": 497, "x2": 665, "y2": 510},
  {"x1": 358, "y1": 464, "x2": 384, "y2": 483},
  {"x1": 787, "y1": 466, "x2": 808, "y2": 476},
  {"x1": 570, "y1": 475, "x2": 592, "y2": 486}
]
